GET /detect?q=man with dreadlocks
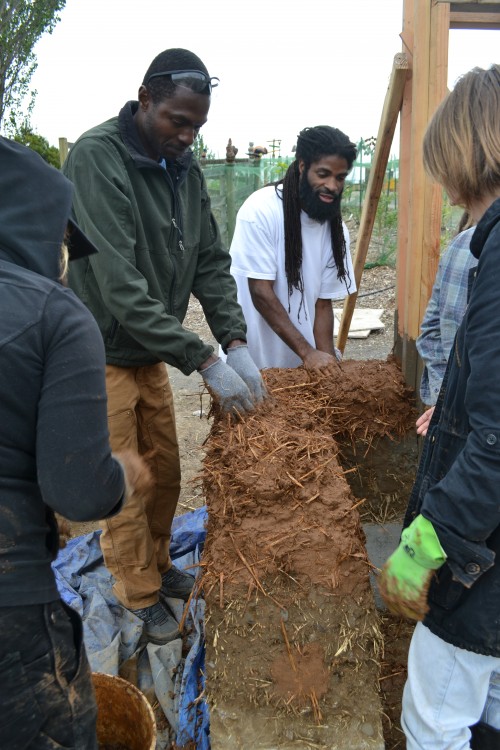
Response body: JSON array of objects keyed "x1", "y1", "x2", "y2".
[{"x1": 229, "y1": 125, "x2": 357, "y2": 372}]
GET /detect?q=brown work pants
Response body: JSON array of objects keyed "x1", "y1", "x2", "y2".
[{"x1": 100, "y1": 363, "x2": 181, "y2": 609}]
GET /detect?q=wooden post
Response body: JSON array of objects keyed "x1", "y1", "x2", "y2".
[
  {"x1": 224, "y1": 164, "x2": 236, "y2": 245},
  {"x1": 336, "y1": 53, "x2": 409, "y2": 352},
  {"x1": 394, "y1": 0, "x2": 449, "y2": 395},
  {"x1": 391, "y1": 0, "x2": 499, "y2": 395},
  {"x1": 58, "y1": 137, "x2": 69, "y2": 167}
]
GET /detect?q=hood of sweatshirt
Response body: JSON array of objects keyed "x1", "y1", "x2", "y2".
[{"x1": 0, "y1": 137, "x2": 97, "y2": 281}]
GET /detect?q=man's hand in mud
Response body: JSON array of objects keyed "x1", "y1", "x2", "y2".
[{"x1": 303, "y1": 349, "x2": 341, "y2": 378}]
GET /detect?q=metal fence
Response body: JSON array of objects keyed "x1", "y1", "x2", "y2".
[
  {"x1": 201, "y1": 158, "x2": 292, "y2": 248},
  {"x1": 202, "y1": 155, "x2": 400, "y2": 251}
]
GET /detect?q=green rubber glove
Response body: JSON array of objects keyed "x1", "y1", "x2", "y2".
[{"x1": 378, "y1": 514, "x2": 447, "y2": 621}]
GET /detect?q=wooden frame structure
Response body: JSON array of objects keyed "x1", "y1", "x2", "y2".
[
  {"x1": 448, "y1": 1, "x2": 500, "y2": 28},
  {"x1": 393, "y1": 0, "x2": 450, "y2": 392},
  {"x1": 337, "y1": 0, "x2": 500, "y2": 397}
]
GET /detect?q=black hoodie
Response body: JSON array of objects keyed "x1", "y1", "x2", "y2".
[
  {"x1": 0, "y1": 138, "x2": 124, "y2": 607},
  {"x1": 0, "y1": 137, "x2": 97, "y2": 278}
]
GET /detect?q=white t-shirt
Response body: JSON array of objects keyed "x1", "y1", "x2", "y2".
[{"x1": 229, "y1": 185, "x2": 356, "y2": 369}]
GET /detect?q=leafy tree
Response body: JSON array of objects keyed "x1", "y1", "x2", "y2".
[
  {"x1": 13, "y1": 121, "x2": 60, "y2": 167},
  {"x1": 0, "y1": 0, "x2": 66, "y2": 130}
]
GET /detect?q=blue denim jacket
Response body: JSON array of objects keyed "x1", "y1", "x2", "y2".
[
  {"x1": 417, "y1": 227, "x2": 477, "y2": 405},
  {"x1": 405, "y1": 198, "x2": 500, "y2": 656}
]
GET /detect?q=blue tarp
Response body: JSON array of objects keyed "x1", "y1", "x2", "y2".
[{"x1": 52, "y1": 507, "x2": 210, "y2": 750}]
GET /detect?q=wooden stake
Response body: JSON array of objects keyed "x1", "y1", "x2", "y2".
[{"x1": 337, "y1": 52, "x2": 409, "y2": 353}]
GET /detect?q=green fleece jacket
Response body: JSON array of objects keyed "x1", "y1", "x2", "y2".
[{"x1": 63, "y1": 101, "x2": 246, "y2": 375}]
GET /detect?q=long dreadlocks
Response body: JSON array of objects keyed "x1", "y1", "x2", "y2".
[{"x1": 275, "y1": 126, "x2": 357, "y2": 305}]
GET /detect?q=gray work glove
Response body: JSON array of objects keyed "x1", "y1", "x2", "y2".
[
  {"x1": 226, "y1": 345, "x2": 267, "y2": 403},
  {"x1": 200, "y1": 358, "x2": 255, "y2": 415}
]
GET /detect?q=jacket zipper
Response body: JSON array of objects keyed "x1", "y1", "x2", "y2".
[{"x1": 162, "y1": 169, "x2": 182, "y2": 316}]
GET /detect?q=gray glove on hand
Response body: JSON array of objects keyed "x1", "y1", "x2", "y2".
[
  {"x1": 226, "y1": 345, "x2": 267, "y2": 403},
  {"x1": 200, "y1": 358, "x2": 255, "y2": 415}
]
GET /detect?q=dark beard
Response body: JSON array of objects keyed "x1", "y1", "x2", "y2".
[{"x1": 299, "y1": 174, "x2": 342, "y2": 224}]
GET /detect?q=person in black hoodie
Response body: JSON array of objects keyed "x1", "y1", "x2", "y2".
[
  {"x1": 0, "y1": 137, "x2": 151, "y2": 750},
  {"x1": 379, "y1": 65, "x2": 500, "y2": 750}
]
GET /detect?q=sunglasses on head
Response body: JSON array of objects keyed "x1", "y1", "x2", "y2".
[{"x1": 145, "y1": 69, "x2": 219, "y2": 94}]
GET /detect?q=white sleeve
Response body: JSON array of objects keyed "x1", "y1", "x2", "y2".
[{"x1": 229, "y1": 199, "x2": 279, "y2": 281}]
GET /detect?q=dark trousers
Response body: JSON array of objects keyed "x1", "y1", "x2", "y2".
[{"x1": 0, "y1": 599, "x2": 98, "y2": 750}]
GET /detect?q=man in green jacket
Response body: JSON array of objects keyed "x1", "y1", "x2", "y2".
[{"x1": 63, "y1": 48, "x2": 266, "y2": 645}]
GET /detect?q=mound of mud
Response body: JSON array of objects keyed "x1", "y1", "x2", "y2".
[{"x1": 201, "y1": 359, "x2": 416, "y2": 749}]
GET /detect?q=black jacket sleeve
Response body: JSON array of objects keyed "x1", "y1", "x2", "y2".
[{"x1": 36, "y1": 287, "x2": 125, "y2": 521}]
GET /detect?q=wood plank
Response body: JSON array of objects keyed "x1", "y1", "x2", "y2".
[
  {"x1": 450, "y1": 10, "x2": 500, "y2": 27},
  {"x1": 403, "y1": 1, "x2": 431, "y2": 344},
  {"x1": 396, "y1": 0, "x2": 414, "y2": 368},
  {"x1": 58, "y1": 137, "x2": 69, "y2": 167},
  {"x1": 396, "y1": 0, "x2": 449, "y2": 391},
  {"x1": 334, "y1": 308, "x2": 385, "y2": 339},
  {"x1": 436, "y1": 0, "x2": 500, "y2": 5},
  {"x1": 436, "y1": 0, "x2": 500, "y2": 23},
  {"x1": 336, "y1": 53, "x2": 409, "y2": 353},
  {"x1": 421, "y1": 1, "x2": 449, "y2": 327}
]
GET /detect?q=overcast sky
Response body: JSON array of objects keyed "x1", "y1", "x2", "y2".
[{"x1": 27, "y1": 0, "x2": 499, "y2": 158}]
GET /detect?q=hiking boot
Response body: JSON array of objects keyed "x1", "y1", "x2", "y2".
[
  {"x1": 160, "y1": 565, "x2": 195, "y2": 602},
  {"x1": 130, "y1": 601, "x2": 179, "y2": 645}
]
